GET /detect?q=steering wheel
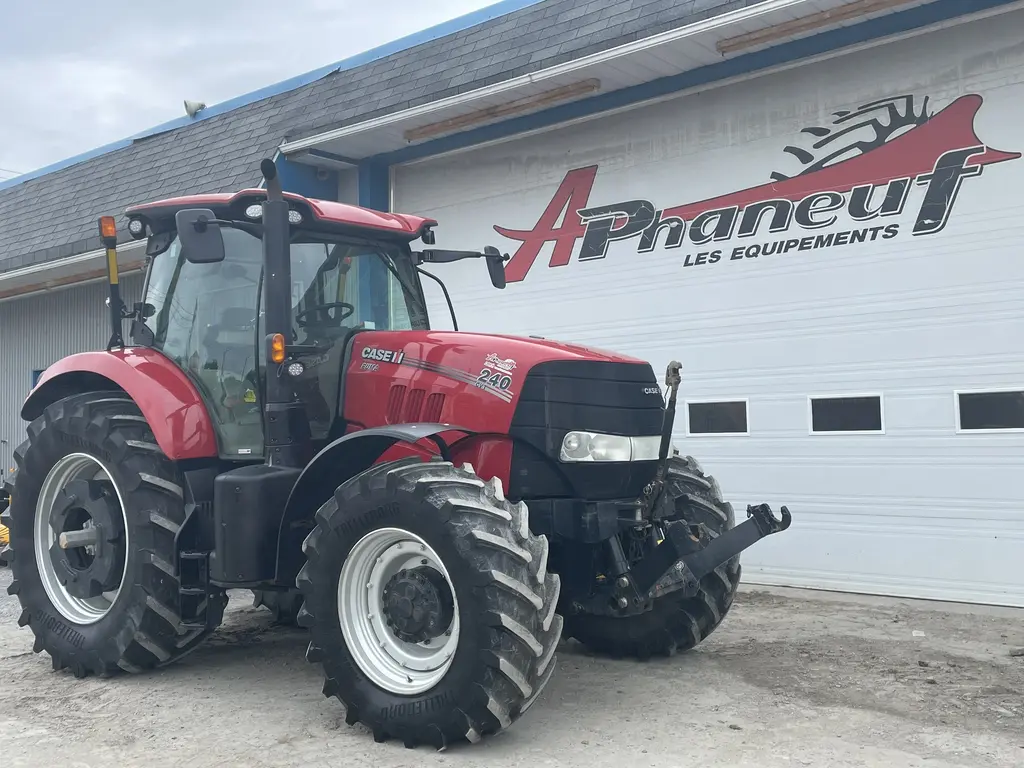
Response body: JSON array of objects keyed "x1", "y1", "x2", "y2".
[{"x1": 295, "y1": 302, "x2": 356, "y2": 327}]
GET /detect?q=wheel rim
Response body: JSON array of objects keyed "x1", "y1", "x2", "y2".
[
  {"x1": 338, "y1": 527, "x2": 460, "y2": 695},
  {"x1": 34, "y1": 453, "x2": 130, "y2": 625}
]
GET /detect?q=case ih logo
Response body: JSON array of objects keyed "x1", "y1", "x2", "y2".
[{"x1": 494, "y1": 94, "x2": 1020, "y2": 283}]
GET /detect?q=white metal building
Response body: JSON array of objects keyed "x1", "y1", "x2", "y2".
[
  {"x1": 392, "y1": 11, "x2": 1024, "y2": 608},
  {"x1": 2, "y1": 0, "x2": 1022, "y2": 606}
]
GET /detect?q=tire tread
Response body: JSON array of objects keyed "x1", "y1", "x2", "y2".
[
  {"x1": 5, "y1": 391, "x2": 222, "y2": 677},
  {"x1": 297, "y1": 458, "x2": 562, "y2": 749},
  {"x1": 563, "y1": 454, "x2": 741, "y2": 658}
]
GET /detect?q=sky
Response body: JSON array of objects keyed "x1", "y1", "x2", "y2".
[{"x1": 0, "y1": 0, "x2": 501, "y2": 181}]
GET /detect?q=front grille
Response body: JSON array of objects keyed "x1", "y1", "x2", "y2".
[{"x1": 508, "y1": 360, "x2": 664, "y2": 500}]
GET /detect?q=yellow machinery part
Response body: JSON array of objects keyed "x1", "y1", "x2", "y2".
[{"x1": 1, "y1": 491, "x2": 9, "y2": 545}]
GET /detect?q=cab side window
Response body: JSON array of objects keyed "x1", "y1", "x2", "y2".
[{"x1": 143, "y1": 229, "x2": 265, "y2": 458}]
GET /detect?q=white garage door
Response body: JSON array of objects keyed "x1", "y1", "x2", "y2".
[{"x1": 393, "y1": 9, "x2": 1024, "y2": 607}]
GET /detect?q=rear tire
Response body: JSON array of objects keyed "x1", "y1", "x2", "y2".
[
  {"x1": 296, "y1": 456, "x2": 562, "y2": 748},
  {"x1": 563, "y1": 454, "x2": 740, "y2": 659},
  {"x1": 4, "y1": 391, "x2": 225, "y2": 676}
]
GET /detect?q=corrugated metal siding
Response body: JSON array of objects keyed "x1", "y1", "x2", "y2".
[{"x1": 0, "y1": 274, "x2": 144, "y2": 470}]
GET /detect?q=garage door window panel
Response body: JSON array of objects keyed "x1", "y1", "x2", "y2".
[
  {"x1": 956, "y1": 389, "x2": 1024, "y2": 432},
  {"x1": 685, "y1": 400, "x2": 749, "y2": 436},
  {"x1": 809, "y1": 394, "x2": 884, "y2": 434}
]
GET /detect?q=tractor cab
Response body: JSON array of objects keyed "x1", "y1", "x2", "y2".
[{"x1": 122, "y1": 183, "x2": 503, "y2": 460}]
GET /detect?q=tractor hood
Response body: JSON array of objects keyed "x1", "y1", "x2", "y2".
[
  {"x1": 350, "y1": 329, "x2": 654, "y2": 396},
  {"x1": 345, "y1": 328, "x2": 666, "y2": 498},
  {"x1": 347, "y1": 328, "x2": 662, "y2": 432},
  {"x1": 417, "y1": 331, "x2": 648, "y2": 366}
]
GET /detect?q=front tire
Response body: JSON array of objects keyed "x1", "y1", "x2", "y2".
[
  {"x1": 4, "y1": 391, "x2": 225, "y2": 676},
  {"x1": 563, "y1": 454, "x2": 740, "y2": 659},
  {"x1": 296, "y1": 457, "x2": 562, "y2": 748}
]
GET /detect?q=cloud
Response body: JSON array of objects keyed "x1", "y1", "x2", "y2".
[{"x1": 0, "y1": 0, "x2": 499, "y2": 177}]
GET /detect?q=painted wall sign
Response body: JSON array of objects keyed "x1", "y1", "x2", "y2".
[{"x1": 493, "y1": 94, "x2": 1020, "y2": 283}]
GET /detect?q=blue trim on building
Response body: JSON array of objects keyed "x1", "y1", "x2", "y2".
[
  {"x1": 356, "y1": 160, "x2": 392, "y2": 327},
  {"x1": 0, "y1": 0, "x2": 544, "y2": 194},
  {"x1": 375, "y1": 0, "x2": 1016, "y2": 166},
  {"x1": 275, "y1": 155, "x2": 339, "y2": 201},
  {"x1": 357, "y1": 161, "x2": 391, "y2": 212}
]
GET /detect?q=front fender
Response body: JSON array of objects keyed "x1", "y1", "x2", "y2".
[
  {"x1": 275, "y1": 423, "x2": 474, "y2": 583},
  {"x1": 22, "y1": 349, "x2": 218, "y2": 461},
  {"x1": 281, "y1": 423, "x2": 474, "y2": 516}
]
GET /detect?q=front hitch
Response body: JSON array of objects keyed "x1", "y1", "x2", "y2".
[{"x1": 596, "y1": 503, "x2": 793, "y2": 614}]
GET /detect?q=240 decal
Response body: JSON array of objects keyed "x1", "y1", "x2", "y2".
[
  {"x1": 476, "y1": 367, "x2": 513, "y2": 392},
  {"x1": 476, "y1": 353, "x2": 517, "y2": 392}
]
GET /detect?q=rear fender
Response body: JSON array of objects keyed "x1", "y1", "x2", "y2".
[
  {"x1": 21, "y1": 349, "x2": 218, "y2": 460},
  {"x1": 275, "y1": 423, "x2": 491, "y2": 584}
]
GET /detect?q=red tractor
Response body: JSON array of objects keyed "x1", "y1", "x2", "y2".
[{"x1": 0, "y1": 160, "x2": 791, "y2": 748}]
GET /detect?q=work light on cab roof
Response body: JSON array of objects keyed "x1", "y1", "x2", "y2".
[{"x1": 2, "y1": 156, "x2": 793, "y2": 752}]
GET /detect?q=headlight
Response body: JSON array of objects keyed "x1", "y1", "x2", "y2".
[{"x1": 559, "y1": 431, "x2": 662, "y2": 463}]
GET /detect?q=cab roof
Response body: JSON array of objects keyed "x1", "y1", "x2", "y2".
[{"x1": 125, "y1": 189, "x2": 437, "y2": 242}]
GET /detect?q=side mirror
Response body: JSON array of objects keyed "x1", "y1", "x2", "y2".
[
  {"x1": 414, "y1": 246, "x2": 507, "y2": 289},
  {"x1": 176, "y1": 208, "x2": 225, "y2": 264},
  {"x1": 483, "y1": 246, "x2": 507, "y2": 290}
]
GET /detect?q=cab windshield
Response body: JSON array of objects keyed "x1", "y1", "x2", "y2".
[{"x1": 135, "y1": 227, "x2": 428, "y2": 458}]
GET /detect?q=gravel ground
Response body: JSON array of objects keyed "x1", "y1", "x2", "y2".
[{"x1": 1, "y1": 569, "x2": 1022, "y2": 768}]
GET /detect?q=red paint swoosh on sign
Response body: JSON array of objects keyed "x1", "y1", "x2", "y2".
[{"x1": 661, "y1": 94, "x2": 1020, "y2": 220}]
